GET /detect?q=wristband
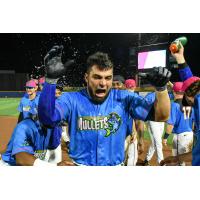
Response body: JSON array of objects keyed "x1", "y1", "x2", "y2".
[
  {"x1": 163, "y1": 132, "x2": 170, "y2": 139},
  {"x1": 178, "y1": 62, "x2": 188, "y2": 69},
  {"x1": 33, "y1": 158, "x2": 57, "y2": 166},
  {"x1": 178, "y1": 66, "x2": 193, "y2": 81}
]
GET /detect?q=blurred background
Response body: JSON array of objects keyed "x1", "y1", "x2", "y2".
[{"x1": 0, "y1": 33, "x2": 199, "y2": 90}]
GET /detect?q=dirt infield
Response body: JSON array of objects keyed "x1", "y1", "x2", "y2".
[
  {"x1": 0, "y1": 116, "x2": 191, "y2": 166},
  {"x1": 0, "y1": 116, "x2": 18, "y2": 153}
]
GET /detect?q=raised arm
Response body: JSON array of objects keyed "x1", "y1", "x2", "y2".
[
  {"x1": 139, "y1": 67, "x2": 172, "y2": 121},
  {"x1": 171, "y1": 43, "x2": 193, "y2": 81},
  {"x1": 38, "y1": 46, "x2": 74, "y2": 127}
]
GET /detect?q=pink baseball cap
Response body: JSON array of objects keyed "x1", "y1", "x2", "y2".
[
  {"x1": 172, "y1": 82, "x2": 183, "y2": 92},
  {"x1": 182, "y1": 76, "x2": 200, "y2": 91},
  {"x1": 32, "y1": 79, "x2": 39, "y2": 85},
  {"x1": 125, "y1": 79, "x2": 136, "y2": 89},
  {"x1": 39, "y1": 77, "x2": 45, "y2": 84},
  {"x1": 26, "y1": 80, "x2": 37, "y2": 88}
]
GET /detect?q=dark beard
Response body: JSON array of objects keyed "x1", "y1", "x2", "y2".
[{"x1": 87, "y1": 86, "x2": 110, "y2": 104}]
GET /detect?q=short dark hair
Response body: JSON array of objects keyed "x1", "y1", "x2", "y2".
[
  {"x1": 86, "y1": 52, "x2": 113, "y2": 72},
  {"x1": 56, "y1": 85, "x2": 63, "y2": 92},
  {"x1": 113, "y1": 75, "x2": 125, "y2": 84},
  {"x1": 185, "y1": 80, "x2": 200, "y2": 97}
]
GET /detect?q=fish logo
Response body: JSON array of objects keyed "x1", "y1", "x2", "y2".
[{"x1": 105, "y1": 112, "x2": 121, "y2": 137}]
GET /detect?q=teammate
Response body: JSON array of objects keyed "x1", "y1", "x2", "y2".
[
  {"x1": 112, "y1": 75, "x2": 125, "y2": 89},
  {"x1": 143, "y1": 92, "x2": 165, "y2": 166},
  {"x1": 18, "y1": 80, "x2": 40, "y2": 123},
  {"x1": 160, "y1": 43, "x2": 200, "y2": 166},
  {"x1": 0, "y1": 111, "x2": 73, "y2": 166},
  {"x1": 38, "y1": 45, "x2": 171, "y2": 166},
  {"x1": 124, "y1": 79, "x2": 138, "y2": 166},
  {"x1": 163, "y1": 82, "x2": 193, "y2": 165}
]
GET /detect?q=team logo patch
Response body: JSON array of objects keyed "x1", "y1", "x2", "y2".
[
  {"x1": 105, "y1": 113, "x2": 121, "y2": 137},
  {"x1": 23, "y1": 106, "x2": 30, "y2": 111},
  {"x1": 78, "y1": 112, "x2": 122, "y2": 137},
  {"x1": 34, "y1": 150, "x2": 47, "y2": 160}
]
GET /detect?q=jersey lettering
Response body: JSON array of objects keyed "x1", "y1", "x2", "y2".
[{"x1": 182, "y1": 106, "x2": 192, "y2": 119}]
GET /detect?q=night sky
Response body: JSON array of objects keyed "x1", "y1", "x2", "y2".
[{"x1": 0, "y1": 33, "x2": 200, "y2": 86}]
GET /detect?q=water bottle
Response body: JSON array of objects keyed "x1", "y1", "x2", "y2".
[{"x1": 169, "y1": 36, "x2": 188, "y2": 53}]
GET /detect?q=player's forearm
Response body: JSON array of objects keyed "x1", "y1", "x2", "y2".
[
  {"x1": 15, "y1": 152, "x2": 37, "y2": 166},
  {"x1": 15, "y1": 152, "x2": 57, "y2": 166},
  {"x1": 154, "y1": 90, "x2": 170, "y2": 121},
  {"x1": 38, "y1": 82, "x2": 61, "y2": 126}
]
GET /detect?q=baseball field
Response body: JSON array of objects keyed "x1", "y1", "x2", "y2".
[{"x1": 0, "y1": 97, "x2": 176, "y2": 166}]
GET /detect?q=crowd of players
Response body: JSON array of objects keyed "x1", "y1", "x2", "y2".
[{"x1": 0, "y1": 42, "x2": 199, "y2": 166}]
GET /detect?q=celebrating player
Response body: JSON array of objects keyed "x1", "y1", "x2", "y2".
[
  {"x1": 38, "y1": 45, "x2": 171, "y2": 166},
  {"x1": 163, "y1": 82, "x2": 193, "y2": 165},
  {"x1": 17, "y1": 80, "x2": 40, "y2": 123},
  {"x1": 0, "y1": 110, "x2": 73, "y2": 166},
  {"x1": 124, "y1": 79, "x2": 139, "y2": 166}
]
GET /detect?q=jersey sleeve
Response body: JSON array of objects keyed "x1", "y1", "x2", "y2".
[
  {"x1": 38, "y1": 82, "x2": 71, "y2": 127},
  {"x1": 178, "y1": 65, "x2": 193, "y2": 81},
  {"x1": 126, "y1": 91, "x2": 155, "y2": 121},
  {"x1": 166, "y1": 102, "x2": 177, "y2": 125},
  {"x1": 11, "y1": 124, "x2": 35, "y2": 156}
]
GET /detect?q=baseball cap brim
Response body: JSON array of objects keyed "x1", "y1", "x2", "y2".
[{"x1": 182, "y1": 76, "x2": 200, "y2": 92}]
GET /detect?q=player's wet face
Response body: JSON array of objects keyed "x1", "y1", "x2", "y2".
[{"x1": 85, "y1": 65, "x2": 113, "y2": 103}]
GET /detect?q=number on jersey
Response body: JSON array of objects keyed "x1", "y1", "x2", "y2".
[{"x1": 182, "y1": 106, "x2": 192, "y2": 119}]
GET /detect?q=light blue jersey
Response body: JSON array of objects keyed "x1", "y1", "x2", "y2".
[
  {"x1": 1, "y1": 119, "x2": 56, "y2": 166},
  {"x1": 177, "y1": 65, "x2": 200, "y2": 165},
  {"x1": 18, "y1": 93, "x2": 40, "y2": 119},
  {"x1": 38, "y1": 83, "x2": 156, "y2": 166},
  {"x1": 167, "y1": 99, "x2": 193, "y2": 134}
]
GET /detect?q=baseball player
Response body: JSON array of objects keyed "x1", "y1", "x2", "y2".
[
  {"x1": 112, "y1": 75, "x2": 125, "y2": 89},
  {"x1": 160, "y1": 43, "x2": 200, "y2": 166},
  {"x1": 18, "y1": 80, "x2": 40, "y2": 123},
  {"x1": 124, "y1": 79, "x2": 138, "y2": 166},
  {"x1": 38, "y1": 45, "x2": 171, "y2": 166},
  {"x1": 0, "y1": 112, "x2": 73, "y2": 166},
  {"x1": 163, "y1": 82, "x2": 193, "y2": 165},
  {"x1": 143, "y1": 92, "x2": 165, "y2": 165}
]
